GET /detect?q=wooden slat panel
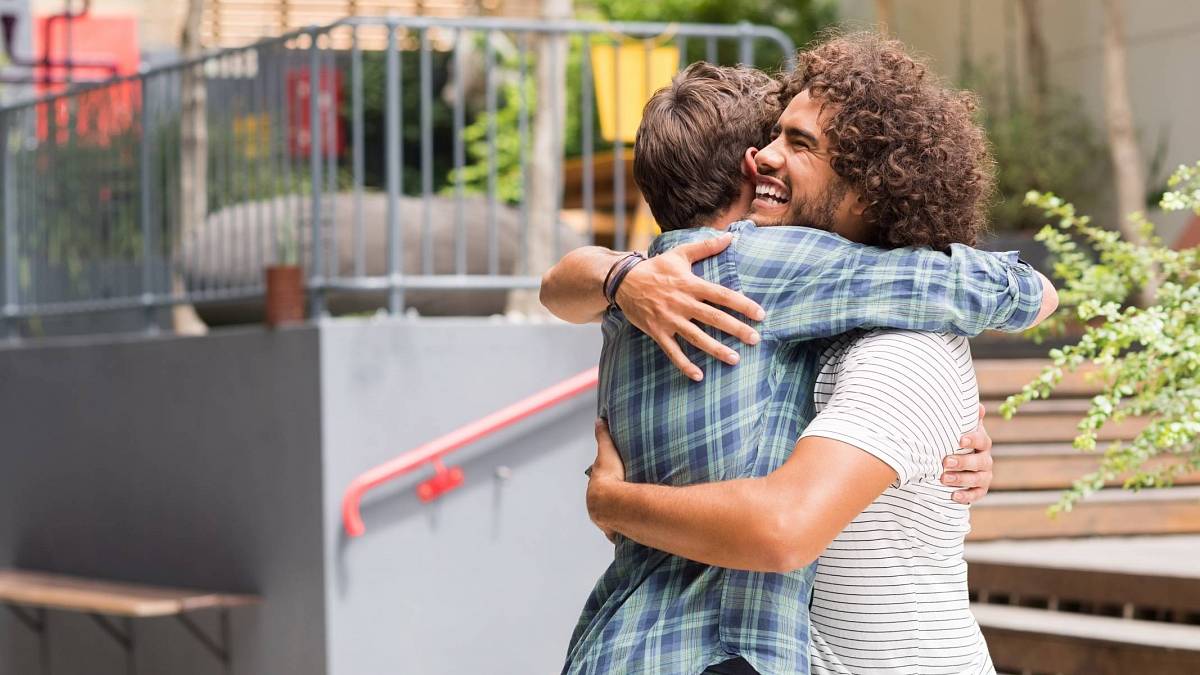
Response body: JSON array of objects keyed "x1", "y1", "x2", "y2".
[
  {"x1": 991, "y1": 450, "x2": 1200, "y2": 491},
  {"x1": 984, "y1": 412, "x2": 1145, "y2": 444},
  {"x1": 0, "y1": 570, "x2": 259, "y2": 618},
  {"x1": 975, "y1": 604, "x2": 1200, "y2": 675},
  {"x1": 975, "y1": 359, "x2": 1103, "y2": 398},
  {"x1": 967, "y1": 487, "x2": 1200, "y2": 541},
  {"x1": 968, "y1": 562, "x2": 1200, "y2": 614}
]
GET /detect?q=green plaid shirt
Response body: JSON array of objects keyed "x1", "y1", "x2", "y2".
[{"x1": 563, "y1": 221, "x2": 1043, "y2": 675}]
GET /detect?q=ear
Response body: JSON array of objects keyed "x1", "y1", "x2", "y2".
[
  {"x1": 741, "y1": 147, "x2": 759, "y2": 177},
  {"x1": 848, "y1": 191, "x2": 869, "y2": 218}
]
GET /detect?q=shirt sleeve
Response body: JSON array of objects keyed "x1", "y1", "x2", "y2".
[
  {"x1": 799, "y1": 332, "x2": 975, "y2": 486},
  {"x1": 732, "y1": 227, "x2": 1045, "y2": 342}
]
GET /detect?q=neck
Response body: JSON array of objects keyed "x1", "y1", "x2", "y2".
[{"x1": 706, "y1": 207, "x2": 744, "y2": 231}]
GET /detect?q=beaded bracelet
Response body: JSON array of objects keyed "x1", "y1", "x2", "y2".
[{"x1": 603, "y1": 252, "x2": 647, "y2": 306}]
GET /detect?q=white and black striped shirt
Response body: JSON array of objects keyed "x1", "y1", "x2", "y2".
[{"x1": 802, "y1": 329, "x2": 994, "y2": 675}]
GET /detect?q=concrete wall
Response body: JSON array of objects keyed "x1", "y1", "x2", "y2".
[
  {"x1": 0, "y1": 327, "x2": 327, "y2": 675},
  {"x1": 0, "y1": 318, "x2": 611, "y2": 674},
  {"x1": 319, "y1": 319, "x2": 610, "y2": 675}
]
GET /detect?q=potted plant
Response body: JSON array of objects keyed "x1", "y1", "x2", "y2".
[{"x1": 264, "y1": 219, "x2": 305, "y2": 327}]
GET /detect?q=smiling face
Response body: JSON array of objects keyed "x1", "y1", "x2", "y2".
[{"x1": 746, "y1": 90, "x2": 871, "y2": 242}]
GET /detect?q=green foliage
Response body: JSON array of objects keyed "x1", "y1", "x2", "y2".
[
  {"x1": 1000, "y1": 161, "x2": 1200, "y2": 514},
  {"x1": 343, "y1": 48, "x2": 458, "y2": 193},
  {"x1": 984, "y1": 94, "x2": 1111, "y2": 233}
]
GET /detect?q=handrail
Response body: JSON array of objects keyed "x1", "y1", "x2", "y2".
[{"x1": 342, "y1": 366, "x2": 600, "y2": 537}]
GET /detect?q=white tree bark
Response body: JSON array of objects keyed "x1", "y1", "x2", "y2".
[
  {"x1": 1102, "y1": 0, "x2": 1146, "y2": 240},
  {"x1": 507, "y1": 0, "x2": 571, "y2": 317},
  {"x1": 1102, "y1": 0, "x2": 1155, "y2": 303},
  {"x1": 174, "y1": 0, "x2": 209, "y2": 334}
]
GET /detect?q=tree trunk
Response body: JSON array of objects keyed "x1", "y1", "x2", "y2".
[
  {"x1": 1017, "y1": 0, "x2": 1049, "y2": 116},
  {"x1": 507, "y1": 0, "x2": 571, "y2": 316},
  {"x1": 874, "y1": 0, "x2": 895, "y2": 35},
  {"x1": 174, "y1": 0, "x2": 209, "y2": 335},
  {"x1": 1102, "y1": 0, "x2": 1154, "y2": 303}
]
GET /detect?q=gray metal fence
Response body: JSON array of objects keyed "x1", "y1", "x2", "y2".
[{"x1": 0, "y1": 16, "x2": 794, "y2": 337}]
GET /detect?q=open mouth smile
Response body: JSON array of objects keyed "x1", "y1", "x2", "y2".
[{"x1": 753, "y1": 176, "x2": 790, "y2": 206}]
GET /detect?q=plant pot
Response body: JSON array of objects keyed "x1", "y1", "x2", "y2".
[{"x1": 264, "y1": 265, "x2": 306, "y2": 327}]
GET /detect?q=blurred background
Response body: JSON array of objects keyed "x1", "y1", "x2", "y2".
[{"x1": 0, "y1": 1, "x2": 1197, "y2": 674}]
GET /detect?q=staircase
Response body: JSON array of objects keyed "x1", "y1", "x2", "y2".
[
  {"x1": 967, "y1": 359, "x2": 1200, "y2": 674},
  {"x1": 968, "y1": 359, "x2": 1200, "y2": 541}
]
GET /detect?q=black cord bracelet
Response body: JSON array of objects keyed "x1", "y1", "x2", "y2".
[{"x1": 604, "y1": 252, "x2": 647, "y2": 306}]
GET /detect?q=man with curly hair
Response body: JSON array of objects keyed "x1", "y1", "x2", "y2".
[{"x1": 543, "y1": 34, "x2": 1056, "y2": 675}]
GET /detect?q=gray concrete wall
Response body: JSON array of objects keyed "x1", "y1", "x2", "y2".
[
  {"x1": 0, "y1": 327, "x2": 328, "y2": 675},
  {"x1": 319, "y1": 319, "x2": 612, "y2": 675},
  {"x1": 0, "y1": 319, "x2": 614, "y2": 674}
]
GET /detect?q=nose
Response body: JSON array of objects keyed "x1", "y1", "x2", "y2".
[{"x1": 755, "y1": 142, "x2": 784, "y2": 174}]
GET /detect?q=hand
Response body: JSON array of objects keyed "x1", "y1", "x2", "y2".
[
  {"x1": 941, "y1": 404, "x2": 994, "y2": 505},
  {"x1": 587, "y1": 419, "x2": 627, "y2": 543},
  {"x1": 614, "y1": 234, "x2": 765, "y2": 382}
]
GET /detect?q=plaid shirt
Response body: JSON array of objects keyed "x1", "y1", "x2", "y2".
[{"x1": 563, "y1": 220, "x2": 1043, "y2": 675}]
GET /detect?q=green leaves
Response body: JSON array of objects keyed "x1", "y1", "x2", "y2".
[{"x1": 1006, "y1": 161, "x2": 1200, "y2": 513}]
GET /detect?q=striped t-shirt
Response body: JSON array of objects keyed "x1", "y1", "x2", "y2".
[{"x1": 801, "y1": 329, "x2": 995, "y2": 675}]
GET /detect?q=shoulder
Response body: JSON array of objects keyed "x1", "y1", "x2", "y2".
[
  {"x1": 844, "y1": 330, "x2": 971, "y2": 372},
  {"x1": 732, "y1": 223, "x2": 860, "y2": 256},
  {"x1": 832, "y1": 330, "x2": 977, "y2": 414}
]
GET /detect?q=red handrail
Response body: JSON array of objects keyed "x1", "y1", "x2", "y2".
[{"x1": 342, "y1": 366, "x2": 600, "y2": 537}]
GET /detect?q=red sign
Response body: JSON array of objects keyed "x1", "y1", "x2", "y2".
[
  {"x1": 32, "y1": 15, "x2": 140, "y2": 145},
  {"x1": 287, "y1": 68, "x2": 344, "y2": 157}
]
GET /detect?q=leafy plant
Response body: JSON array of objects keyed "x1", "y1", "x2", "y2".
[
  {"x1": 1000, "y1": 161, "x2": 1200, "y2": 513},
  {"x1": 983, "y1": 93, "x2": 1111, "y2": 233}
]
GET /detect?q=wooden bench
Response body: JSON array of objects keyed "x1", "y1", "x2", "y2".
[
  {"x1": 973, "y1": 604, "x2": 1200, "y2": 675},
  {"x1": 0, "y1": 569, "x2": 259, "y2": 675}
]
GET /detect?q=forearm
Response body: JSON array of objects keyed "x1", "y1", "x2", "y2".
[
  {"x1": 588, "y1": 475, "x2": 804, "y2": 573},
  {"x1": 539, "y1": 246, "x2": 625, "y2": 323}
]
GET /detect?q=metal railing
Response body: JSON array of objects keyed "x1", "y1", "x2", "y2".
[
  {"x1": 0, "y1": 17, "x2": 795, "y2": 338},
  {"x1": 342, "y1": 366, "x2": 599, "y2": 537}
]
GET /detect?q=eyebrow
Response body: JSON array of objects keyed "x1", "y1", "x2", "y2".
[{"x1": 785, "y1": 125, "x2": 818, "y2": 147}]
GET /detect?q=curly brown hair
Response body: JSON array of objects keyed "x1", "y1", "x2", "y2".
[
  {"x1": 635, "y1": 62, "x2": 781, "y2": 232},
  {"x1": 779, "y1": 32, "x2": 994, "y2": 249}
]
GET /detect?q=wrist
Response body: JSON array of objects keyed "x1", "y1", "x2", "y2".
[
  {"x1": 586, "y1": 475, "x2": 621, "y2": 529},
  {"x1": 604, "y1": 252, "x2": 648, "y2": 307}
]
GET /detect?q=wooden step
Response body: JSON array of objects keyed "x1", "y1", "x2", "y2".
[
  {"x1": 983, "y1": 411, "x2": 1145, "y2": 444},
  {"x1": 973, "y1": 603, "x2": 1200, "y2": 675},
  {"x1": 990, "y1": 443, "x2": 1200, "y2": 491},
  {"x1": 975, "y1": 359, "x2": 1103, "y2": 398},
  {"x1": 967, "y1": 487, "x2": 1200, "y2": 541},
  {"x1": 966, "y1": 535, "x2": 1200, "y2": 614}
]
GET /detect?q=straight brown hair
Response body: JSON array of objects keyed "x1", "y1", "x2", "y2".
[{"x1": 633, "y1": 62, "x2": 780, "y2": 232}]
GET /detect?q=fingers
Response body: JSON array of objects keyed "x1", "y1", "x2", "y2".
[
  {"x1": 943, "y1": 449, "x2": 993, "y2": 474},
  {"x1": 941, "y1": 469, "x2": 988, "y2": 489},
  {"x1": 652, "y1": 331, "x2": 703, "y2": 382},
  {"x1": 958, "y1": 425, "x2": 993, "y2": 454},
  {"x1": 978, "y1": 403, "x2": 986, "y2": 421},
  {"x1": 695, "y1": 281, "x2": 765, "y2": 324},
  {"x1": 677, "y1": 233, "x2": 734, "y2": 263},
  {"x1": 677, "y1": 322, "x2": 740, "y2": 367},
  {"x1": 688, "y1": 299, "x2": 761, "y2": 347},
  {"x1": 951, "y1": 487, "x2": 987, "y2": 505}
]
